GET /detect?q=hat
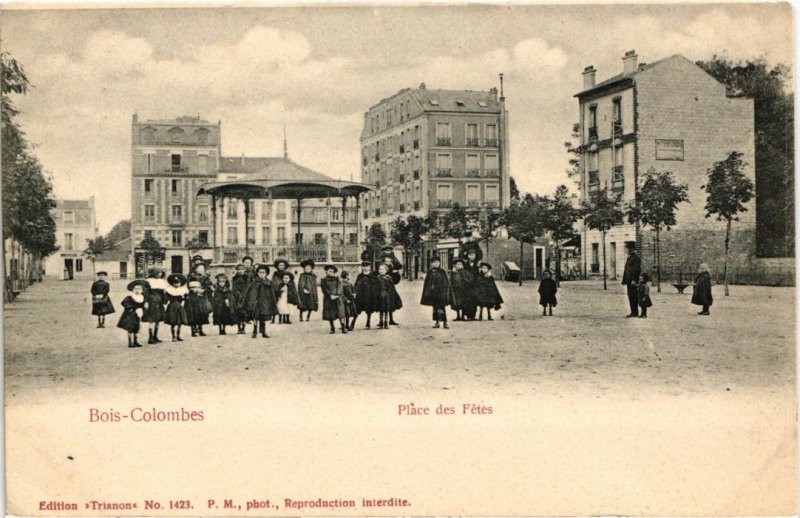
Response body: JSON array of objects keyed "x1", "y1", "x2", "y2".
[
  {"x1": 274, "y1": 258, "x2": 289, "y2": 269},
  {"x1": 340, "y1": 271, "x2": 350, "y2": 279},
  {"x1": 479, "y1": 262, "x2": 493, "y2": 270},
  {"x1": 324, "y1": 264, "x2": 338, "y2": 273},
  {"x1": 360, "y1": 261, "x2": 371, "y2": 267},
  {"x1": 300, "y1": 259, "x2": 315, "y2": 269},
  {"x1": 188, "y1": 280, "x2": 201, "y2": 289},
  {"x1": 127, "y1": 279, "x2": 150, "y2": 292},
  {"x1": 235, "y1": 263, "x2": 245, "y2": 269},
  {"x1": 167, "y1": 273, "x2": 187, "y2": 286},
  {"x1": 382, "y1": 250, "x2": 395, "y2": 258},
  {"x1": 381, "y1": 245, "x2": 394, "y2": 252},
  {"x1": 215, "y1": 273, "x2": 228, "y2": 280},
  {"x1": 191, "y1": 254, "x2": 205, "y2": 263},
  {"x1": 279, "y1": 271, "x2": 295, "y2": 281},
  {"x1": 429, "y1": 254, "x2": 442, "y2": 263},
  {"x1": 255, "y1": 264, "x2": 270, "y2": 274},
  {"x1": 452, "y1": 257, "x2": 465, "y2": 266},
  {"x1": 241, "y1": 255, "x2": 254, "y2": 263},
  {"x1": 96, "y1": 271, "x2": 108, "y2": 276},
  {"x1": 542, "y1": 269, "x2": 552, "y2": 278}
]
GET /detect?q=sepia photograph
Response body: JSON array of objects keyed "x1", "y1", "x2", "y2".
[{"x1": 2, "y1": 3, "x2": 796, "y2": 516}]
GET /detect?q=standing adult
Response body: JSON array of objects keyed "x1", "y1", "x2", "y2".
[
  {"x1": 462, "y1": 249, "x2": 481, "y2": 321},
  {"x1": 621, "y1": 244, "x2": 641, "y2": 317},
  {"x1": 420, "y1": 255, "x2": 452, "y2": 329},
  {"x1": 691, "y1": 263, "x2": 714, "y2": 315}
]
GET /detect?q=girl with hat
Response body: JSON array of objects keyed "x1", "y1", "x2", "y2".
[
  {"x1": 242, "y1": 264, "x2": 278, "y2": 338},
  {"x1": 186, "y1": 262, "x2": 214, "y2": 336},
  {"x1": 421, "y1": 255, "x2": 452, "y2": 329},
  {"x1": 231, "y1": 263, "x2": 251, "y2": 334},
  {"x1": 374, "y1": 263, "x2": 395, "y2": 329},
  {"x1": 90, "y1": 271, "x2": 115, "y2": 328},
  {"x1": 274, "y1": 271, "x2": 300, "y2": 324},
  {"x1": 271, "y1": 259, "x2": 290, "y2": 323},
  {"x1": 538, "y1": 270, "x2": 558, "y2": 317},
  {"x1": 320, "y1": 264, "x2": 347, "y2": 334},
  {"x1": 164, "y1": 273, "x2": 189, "y2": 342},
  {"x1": 117, "y1": 279, "x2": 149, "y2": 348},
  {"x1": 475, "y1": 262, "x2": 504, "y2": 321},
  {"x1": 212, "y1": 273, "x2": 238, "y2": 334},
  {"x1": 142, "y1": 267, "x2": 168, "y2": 344},
  {"x1": 340, "y1": 270, "x2": 357, "y2": 331},
  {"x1": 297, "y1": 259, "x2": 319, "y2": 322},
  {"x1": 352, "y1": 261, "x2": 377, "y2": 329},
  {"x1": 381, "y1": 255, "x2": 403, "y2": 326},
  {"x1": 449, "y1": 257, "x2": 473, "y2": 322}
]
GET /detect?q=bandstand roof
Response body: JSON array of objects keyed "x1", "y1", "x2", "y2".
[{"x1": 197, "y1": 158, "x2": 373, "y2": 199}]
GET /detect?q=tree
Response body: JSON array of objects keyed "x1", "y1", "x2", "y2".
[
  {"x1": 581, "y1": 187, "x2": 624, "y2": 290},
  {"x1": 84, "y1": 236, "x2": 115, "y2": 275},
  {"x1": 475, "y1": 210, "x2": 500, "y2": 258},
  {"x1": 703, "y1": 151, "x2": 754, "y2": 296},
  {"x1": 544, "y1": 185, "x2": 581, "y2": 286},
  {"x1": 390, "y1": 215, "x2": 431, "y2": 278},
  {"x1": 185, "y1": 234, "x2": 210, "y2": 261},
  {"x1": 563, "y1": 122, "x2": 583, "y2": 187},
  {"x1": 509, "y1": 176, "x2": 521, "y2": 202},
  {"x1": 499, "y1": 194, "x2": 550, "y2": 286},
  {"x1": 438, "y1": 203, "x2": 471, "y2": 240},
  {"x1": 105, "y1": 220, "x2": 131, "y2": 246},
  {"x1": 698, "y1": 56, "x2": 794, "y2": 258},
  {"x1": 139, "y1": 235, "x2": 164, "y2": 267},
  {"x1": 626, "y1": 168, "x2": 690, "y2": 292},
  {"x1": 362, "y1": 222, "x2": 387, "y2": 267}
]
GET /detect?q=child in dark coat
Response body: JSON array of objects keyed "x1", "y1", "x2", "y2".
[
  {"x1": 538, "y1": 270, "x2": 558, "y2": 316},
  {"x1": 297, "y1": 259, "x2": 319, "y2": 322},
  {"x1": 375, "y1": 263, "x2": 395, "y2": 330},
  {"x1": 90, "y1": 271, "x2": 115, "y2": 328},
  {"x1": 476, "y1": 262, "x2": 504, "y2": 321},
  {"x1": 320, "y1": 264, "x2": 347, "y2": 334},
  {"x1": 340, "y1": 271, "x2": 357, "y2": 330},
  {"x1": 164, "y1": 274, "x2": 189, "y2": 342},
  {"x1": 691, "y1": 263, "x2": 713, "y2": 316},
  {"x1": 117, "y1": 280, "x2": 148, "y2": 348},
  {"x1": 142, "y1": 268, "x2": 168, "y2": 344},
  {"x1": 212, "y1": 273, "x2": 238, "y2": 334},
  {"x1": 242, "y1": 264, "x2": 278, "y2": 338},
  {"x1": 185, "y1": 280, "x2": 211, "y2": 337},
  {"x1": 353, "y1": 261, "x2": 377, "y2": 329},
  {"x1": 421, "y1": 255, "x2": 452, "y2": 328},
  {"x1": 274, "y1": 271, "x2": 300, "y2": 324},
  {"x1": 231, "y1": 263, "x2": 251, "y2": 334},
  {"x1": 449, "y1": 258, "x2": 472, "y2": 322},
  {"x1": 638, "y1": 272, "x2": 653, "y2": 318}
]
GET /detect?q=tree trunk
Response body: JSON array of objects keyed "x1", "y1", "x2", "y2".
[
  {"x1": 656, "y1": 226, "x2": 661, "y2": 293},
  {"x1": 724, "y1": 218, "x2": 731, "y2": 296},
  {"x1": 601, "y1": 231, "x2": 608, "y2": 290},
  {"x1": 555, "y1": 244, "x2": 561, "y2": 287},
  {"x1": 519, "y1": 240, "x2": 523, "y2": 287}
]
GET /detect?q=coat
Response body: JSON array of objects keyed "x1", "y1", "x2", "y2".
[
  {"x1": 354, "y1": 272, "x2": 377, "y2": 313},
  {"x1": 212, "y1": 285, "x2": 238, "y2": 325},
  {"x1": 117, "y1": 294, "x2": 145, "y2": 333},
  {"x1": 375, "y1": 274, "x2": 396, "y2": 313},
  {"x1": 622, "y1": 253, "x2": 642, "y2": 285},
  {"x1": 188, "y1": 272, "x2": 214, "y2": 303},
  {"x1": 341, "y1": 280, "x2": 357, "y2": 319},
  {"x1": 320, "y1": 275, "x2": 345, "y2": 320},
  {"x1": 388, "y1": 269, "x2": 403, "y2": 310},
  {"x1": 475, "y1": 274, "x2": 504, "y2": 309},
  {"x1": 141, "y1": 277, "x2": 168, "y2": 322},
  {"x1": 163, "y1": 287, "x2": 189, "y2": 326},
  {"x1": 538, "y1": 278, "x2": 558, "y2": 307},
  {"x1": 638, "y1": 282, "x2": 652, "y2": 308},
  {"x1": 449, "y1": 269, "x2": 473, "y2": 311},
  {"x1": 297, "y1": 272, "x2": 319, "y2": 311},
  {"x1": 421, "y1": 267, "x2": 452, "y2": 307},
  {"x1": 185, "y1": 291, "x2": 212, "y2": 325},
  {"x1": 273, "y1": 280, "x2": 300, "y2": 313},
  {"x1": 691, "y1": 272, "x2": 713, "y2": 306},
  {"x1": 231, "y1": 273, "x2": 251, "y2": 321},
  {"x1": 242, "y1": 278, "x2": 279, "y2": 319},
  {"x1": 90, "y1": 280, "x2": 115, "y2": 315}
]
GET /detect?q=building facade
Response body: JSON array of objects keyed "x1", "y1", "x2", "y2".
[
  {"x1": 44, "y1": 198, "x2": 98, "y2": 280},
  {"x1": 359, "y1": 83, "x2": 511, "y2": 237},
  {"x1": 575, "y1": 52, "x2": 755, "y2": 280}
]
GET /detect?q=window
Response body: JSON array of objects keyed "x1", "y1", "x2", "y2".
[
  {"x1": 414, "y1": 184, "x2": 421, "y2": 202},
  {"x1": 332, "y1": 209, "x2": 341, "y2": 222},
  {"x1": 349, "y1": 233, "x2": 358, "y2": 245},
  {"x1": 171, "y1": 154, "x2": 182, "y2": 172},
  {"x1": 436, "y1": 184, "x2": 452, "y2": 208},
  {"x1": 63, "y1": 211, "x2": 74, "y2": 224},
  {"x1": 262, "y1": 226, "x2": 271, "y2": 245},
  {"x1": 591, "y1": 243, "x2": 600, "y2": 273},
  {"x1": 466, "y1": 184, "x2": 480, "y2": 206},
  {"x1": 144, "y1": 205, "x2": 155, "y2": 221},
  {"x1": 485, "y1": 154, "x2": 499, "y2": 176},
  {"x1": 227, "y1": 202, "x2": 238, "y2": 220},
  {"x1": 171, "y1": 205, "x2": 183, "y2": 222},
  {"x1": 588, "y1": 151, "x2": 599, "y2": 173},
  {"x1": 435, "y1": 123, "x2": 451, "y2": 146},
  {"x1": 226, "y1": 227, "x2": 238, "y2": 245},
  {"x1": 197, "y1": 205, "x2": 208, "y2": 223},
  {"x1": 314, "y1": 233, "x2": 325, "y2": 245},
  {"x1": 466, "y1": 154, "x2": 480, "y2": 177},
  {"x1": 169, "y1": 127, "x2": 183, "y2": 144},
  {"x1": 613, "y1": 145, "x2": 625, "y2": 183},
  {"x1": 144, "y1": 179, "x2": 154, "y2": 194},
  {"x1": 261, "y1": 201, "x2": 272, "y2": 216},
  {"x1": 613, "y1": 98, "x2": 622, "y2": 126},
  {"x1": 588, "y1": 106, "x2": 598, "y2": 139},
  {"x1": 485, "y1": 124, "x2": 497, "y2": 146},
  {"x1": 198, "y1": 155, "x2": 208, "y2": 173},
  {"x1": 276, "y1": 202, "x2": 287, "y2": 220},
  {"x1": 247, "y1": 200, "x2": 255, "y2": 219},
  {"x1": 314, "y1": 208, "x2": 326, "y2": 222},
  {"x1": 436, "y1": 154, "x2": 452, "y2": 177},
  {"x1": 246, "y1": 226, "x2": 256, "y2": 245},
  {"x1": 171, "y1": 230, "x2": 182, "y2": 246},
  {"x1": 485, "y1": 184, "x2": 499, "y2": 207},
  {"x1": 76, "y1": 259, "x2": 83, "y2": 273},
  {"x1": 141, "y1": 128, "x2": 155, "y2": 145},
  {"x1": 171, "y1": 179, "x2": 180, "y2": 194},
  {"x1": 198, "y1": 231, "x2": 208, "y2": 244},
  {"x1": 466, "y1": 124, "x2": 479, "y2": 146},
  {"x1": 413, "y1": 125, "x2": 420, "y2": 149},
  {"x1": 144, "y1": 230, "x2": 153, "y2": 240},
  {"x1": 64, "y1": 233, "x2": 74, "y2": 251},
  {"x1": 276, "y1": 226, "x2": 287, "y2": 245},
  {"x1": 195, "y1": 128, "x2": 208, "y2": 145}
]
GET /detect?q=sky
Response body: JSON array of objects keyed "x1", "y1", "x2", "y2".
[{"x1": 1, "y1": 3, "x2": 793, "y2": 233}]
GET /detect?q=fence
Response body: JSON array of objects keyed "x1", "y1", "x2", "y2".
[{"x1": 651, "y1": 263, "x2": 795, "y2": 287}]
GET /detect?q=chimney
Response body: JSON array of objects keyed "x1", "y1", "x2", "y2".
[
  {"x1": 623, "y1": 50, "x2": 638, "y2": 75},
  {"x1": 419, "y1": 82, "x2": 426, "y2": 90},
  {"x1": 582, "y1": 66, "x2": 596, "y2": 89}
]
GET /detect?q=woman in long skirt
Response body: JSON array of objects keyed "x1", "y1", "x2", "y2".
[{"x1": 90, "y1": 271, "x2": 115, "y2": 328}]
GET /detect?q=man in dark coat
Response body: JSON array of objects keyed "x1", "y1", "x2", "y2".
[
  {"x1": 462, "y1": 249, "x2": 481, "y2": 320},
  {"x1": 420, "y1": 255, "x2": 452, "y2": 328},
  {"x1": 621, "y1": 244, "x2": 641, "y2": 317},
  {"x1": 449, "y1": 258, "x2": 472, "y2": 322},
  {"x1": 691, "y1": 263, "x2": 713, "y2": 315}
]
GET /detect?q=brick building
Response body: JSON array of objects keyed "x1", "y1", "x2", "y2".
[
  {"x1": 575, "y1": 52, "x2": 755, "y2": 280},
  {"x1": 359, "y1": 83, "x2": 510, "y2": 266},
  {"x1": 44, "y1": 198, "x2": 98, "y2": 280}
]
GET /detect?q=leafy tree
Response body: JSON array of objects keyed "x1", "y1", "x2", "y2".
[
  {"x1": 581, "y1": 187, "x2": 624, "y2": 290},
  {"x1": 703, "y1": 151, "x2": 754, "y2": 296},
  {"x1": 105, "y1": 220, "x2": 131, "y2": 245},
  {"x1": 475, "y1": 210, "x2": 501, "y2": 257},
  {"x1": 544, "y1": 185, "x2": 581, "y2": 285},
  {"x1": 390, "y1": 215, "x2": 431, "y2": 278},
  {"x1": 563, "y1": 122, "x2": 583, "y2": 187},
  {"x1": 84, "y1": 236, "x2": 115, "y2": 275},
  {"x1": 139, "y1": 235, "x2": 164, "y2": 267},
  {"x1": 362, "y1": 222, "x2": 387, "y2": 267},
  {"x1": 509, "y1": 176, "x2": 521, "y2": 202},
  {"x1": 438, "y1": 203, "x2": 472, "y2": 240},
  {"x1": 626, "y1": 168, "x2": 690, "y2": 292},
  {"x1": 499, "y1": 194, "x2": 550, "y2": 285},
  {"x1": 698, "y1": 56, "x2": 794, "y2": 257}
]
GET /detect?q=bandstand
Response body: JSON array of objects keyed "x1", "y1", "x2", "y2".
[{"x1": 197, "y1": 159, "x2": 373, "y2": 266}]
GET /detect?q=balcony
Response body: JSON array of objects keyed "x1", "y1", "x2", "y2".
[
  {"x1": 216, "y1": 244, "x2": 360, "y2": 265},
  {"x1": 613, "y1": 120, "x2": 623, "y2": 136},
  {"x1": 436, "y1": 137, "x2": 452, "y2": 146},
  {"x1": 588, "y1": 170, "x2": 600, "y2": 185},
  {"x1": 435, "y1": 168, "x2": 453, "y2": 178},
  {"x1": 467, "y1": 200, "x2": 480, "y2": 207},
  {"x1": 165, "y1": 166, "x2": 189, "y2": 173},
  {"x1": 437, "y1": 199, "x2": 454, "y2": 208},
  {"x1": 466, "y1": 169, "x2": 481, "y2": 178},
  {"x1": 466, "y1": 138, "x2": 480, "y2": 147},
  {"x1": 413, "y1": 139, "x2": 419, "y2": 149},
  {"x1": 484, "y1": 138, "x2": 498, "y2": 147},
  {"x1": 484, "y1": 200, "x2": 499, "y2": 208},
  {"x1": 588, "y1": 127, "x2": 598, "y2": 140},
  {"x1": 413, "y1": 170, "x2": 420, "y2": 180},
  {"x1": 485, "y1": 169, "x2": 499, "y2": 177}
]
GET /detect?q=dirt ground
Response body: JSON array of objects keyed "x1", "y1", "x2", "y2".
[{"x1": 4, "y1": 278, "x2": 797, "y2": 515}]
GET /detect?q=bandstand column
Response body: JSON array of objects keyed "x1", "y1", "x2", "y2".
[{"x1": 326, "y1": 196, "x2": 332, "y2": 263}]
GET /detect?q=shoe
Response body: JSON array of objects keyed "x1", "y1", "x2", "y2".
[
  {"x1": 487, "y1": 317, "x2": 494, "y2": 321},
  {"x1": 198, "y1": 330, "x2": 206, "y2": 336},
  {"x1": 329, "y1": 329, "x2": 336, "y2": 334},
  {"x1": 626, "y1": 314, "x2": 638, "y2": 318},
  {"x1": 699, "y1": 311, "x2": 710, "y2": 315},
  {"x1": 366, "y1": 323, "x2": 371, "y2": 329},
  {"x1": 390, "y1": 321, "x2": 399, "y2": 326},
  {"x1": 261, "y1": 333, "x2": 269, "y2": 338},
  {"x1": 433, "y1": 322, "x2": 440, "y2": 328},
  {"x1": 443, "y1": 322, "x2": 449, "y2": 329},
  {"x1": 176, "y1": 335, "x2": 183, "y2": 342},
  {"x1": 639, "y1": 315, "x2": 647, "y2": 318}
]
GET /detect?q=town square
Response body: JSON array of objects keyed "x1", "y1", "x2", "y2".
[{"x1": 2, "y1": 3, "x2": 796, "y2": 516}]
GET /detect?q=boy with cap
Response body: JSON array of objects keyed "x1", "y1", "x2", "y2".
[
  {"x1": 90, "y1": 270, "x2": 115, "y2": 328},
  {"x1": 420, "y1": 255, "x2": 451, "y2": 329}
]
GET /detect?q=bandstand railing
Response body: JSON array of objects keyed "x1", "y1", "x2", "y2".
[{"x1": 213, "y1": 243, "x2": 360, "y2": 265}]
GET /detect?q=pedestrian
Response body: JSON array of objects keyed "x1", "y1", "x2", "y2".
[
  {"x1": 211, "y1": 273, "x2": 237, "y2": 334},
  {"x1": 353, "y1": 261, "x2": 377, "y2": 329},
  {"x1": 476, "y1": 262, "x2": 503, "y2": 321},
  {"x1": 382, "y1": 253, "x2": 403, "y2": 326},
  {"x1": 297, "y1": 259, "x2": 319, "y2": 322},
  {"x1": 142, "y1": 267, "x2": 168, "y2": 344},
  {"x1": 274, "y1": 271, "x2": 299, "y2": 324},
  {"x1": 638, "y1": 272, "x2": 653, "y2": 318},
  {"x1": 117, "y1": 279, "x2": 149, "y2": 348},
  {"x1": 622, "y1": 244, "x2": 642, "y2": 317},
  {"x1": 164, "y1": 273, "x2": 189, "y2": 342},
  {"x1": 90, "y1": 270, "x2": 115, "y2": 328},
  {"x1": 320, "y1": 264, "x2": 348, "y2": 334},
  {"x1": 242, "y1": 264, "x2": 278, "y2": 338},
  {"x1": 271, "y1": 259, "x2": 290, "y2": 323},
  {"x1": 449, "y1": 258, "x2": 472, "y2": 322},
  {"x1": 538, "y1": 269, "x2": 557, "y2": 316},
  {"x1": 375, "y1": 262, "x2": 395, "y2": 329},
  {"x1": 340, "y1": 271, "x2": 358, "y2": 330},
  {"x1": 420, "y1": 255, "x2": 451, "y2": 329},
  {"x1": 691, "y1": 263, "x2": 714, "y2": 315},
  {"x1": 462, "y1": 249, "x2": 481, "y2": 320},
  {"x1": 231, "y1": 263, "x2": 251, "y2": 334}
]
